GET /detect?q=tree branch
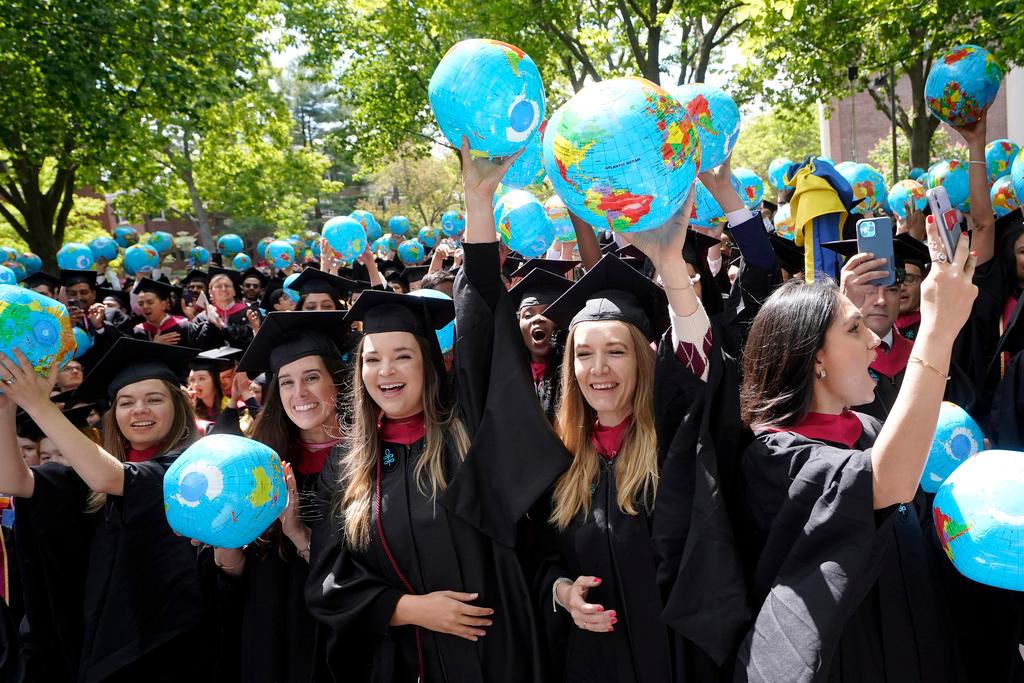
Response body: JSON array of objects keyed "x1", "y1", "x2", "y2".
[{"x1": 614, "y1": 0, "x2": 647, "y2": 69}]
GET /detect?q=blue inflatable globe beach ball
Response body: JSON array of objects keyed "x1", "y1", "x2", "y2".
[
  {"x1": 397, "y1": 239, "x2": 425, "y2": 266},
  {"x1": 773, "y1": 203, "x2": 795, "y2": 240},
  {"x1": 288, "y1": 237, "x2": 307, "y2": 261},
  {"x1": 887, "y1": 179, "x2": 928, "y2": 219},
  {"x1": 163, "y1": 434, "x2": 288, "y2": 548},
  {"x1": 265, "y1": 240, "x2": 295, "y2": 271},
  {"x1": 495, "y1": 190, "x2": 555, "y2": 258},
  {"x1": 72, "y1": 326, "x2": 93, "y2": 359},
  {"x1": 217, "y1": 233, "x2": 245, "y2": 257},
  {"x1": 429, "y1": 39, "x2": 545, "y2": 158},
  {"x1": 122, "y1": 244, "x2": 159, "y2": 276},
  {"x1": 282, "y1": 273, "x2": 301, "y2": 303},
  {"x1": 503, "y1": 122, "x2": 547, "y2": 189},
  {"x1": 149, "y1": 230, "x2": 174, "y2": 255},
  {"x1": 0, "y1": 265, "x2": 16, "y2": 286},
  {"x1": 16, "y1": 253, "x2": 41, "y2": 275},
  {"x1": 256, "y1": 236, "x2": 275, "y2": 260},
  {"x1": 928, "y1": 159, "x2": 970, "y2": 211},
  {"x1": 733, "y1": 168, "x2": 765, "y2": 209},
  {"x1": 991, "y1": 176, "x2": 1020, "y2": 218},
  {"x1": 410, "y1": 288, "x2": 455, "y2": 354},
  {"x1": 89, "y1": 237, "x2": 118, "y2": 262},
  {"x1": 351, "y1": 210, "x2": 382, "y2": 242},
  {"x1": 3, "y1": 262, "x2": 26, "y2": 282},
  {"x1": 371, "y1": 235, "x2": 398, "y2": 256},
  {"x1": 114, "y1": 226, "x2": 139, "y2": 248},
  {"x1": 190, "y1": 246, "x2": 211, "y2": 266},
  {"x1": 926, "y1": 45, "x2": 1004, "y2": 127},
  {"x1": 388, "y1": 216, "x2": 412, "y2": 237},
  {"x1": 669, "y1": 83, "x2": 740, "y2": 172},
  {"x1": 1010, "y1": 148, "x2": 1024, "y2": 208},
  {"x1": 833, "y1": 160, "x2": 858, "y2": 176},
  {"x1": 56, "y1": 243, "x2": 94, "y2": 271},
  {"x1": 768, "y1": 158, "x2": 793, "y2": 192},
  {"x1": 545, "y1": 195, "x2": 576, "y2": 243},
  {"x1": 691, "y1": 174, "x2": 742, "y2": 228},
  {"x1": 908, "y1": 167, "x2": 926, "y2": 181},
  {"x1": 544, "y1": 77, "x2": 700, "y2": 234},
  {"x1": 418, "y1": 226, "x2": 441, "y2": 248},
  {"x1": 921, "y1": 402, "x2": 985, "y2": 493},
  {"x1": 492, "y1": 184, "x2": 511, "y2": 208},
  {"x1": 933, "y1": 449, "x2": 1024, "y2": 591},
  {"x1": 0, "y1": 247, "x2": 17, "y2": 263},
  {"x1": 985, "y1": 139, "x2": 1019, "y2": 183},
  {"x1": 0, "y1": 285, "x2": 75, "y2": 375},
  {"x1": 231, "y1": 253, "x2": 252, "y2": 271},
  {"x1": 322, "y1": 216, "x2": 367, "y2": 263},
  {"x1": 440, "y1": 210, "x2": 466, "y2": 237},
  {"x1": 838, "y1": 163, "x2": 885, "y2": 214}
]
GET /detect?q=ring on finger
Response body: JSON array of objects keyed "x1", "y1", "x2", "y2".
[
  {"x1": 932, "y1": 252, "x2": 948, "y2": 263},
  {"x1": 2, "y1": 378, "x2": 12, "y2": 385}
]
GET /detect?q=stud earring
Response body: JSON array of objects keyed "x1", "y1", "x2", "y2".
[{"x1": 816, "y1": 368, "x2": 827, "y2": 380}]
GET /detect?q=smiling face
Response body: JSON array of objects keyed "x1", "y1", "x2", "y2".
[
  {"x1": 137, "y1": 291, "x2": 169, "y2": 323},
  {"x1": 67, "y1": 282, "x2": 95, "y2": 308},
  {"x1": 361, "y1": 331, "x2": 425, "y2": 420},
  {"x1": 813, "y1": 294, "x2": 882, "y2": 412},
  {"x1": 208, "y1": 274, "x2": 237, "y2": 308},
  {"x1": 277, "y1": 355, "x2": 338, "y2": 440},
  {"x1": 518, "y1": 304, "x2": 556, "y2": 362},
  {"x1": 114, "y1": 378, "x2": 175, "y2": 451},
  {"x1": 572, "y1": 320, "x2": 638, "y2": 426},
  {"x1": 242, "y1": 276, "x2": 263, "y2": 301}
]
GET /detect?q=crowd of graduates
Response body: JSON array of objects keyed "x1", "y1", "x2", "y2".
[{"x1": 0, "y1": 105, "x2": 1022, "y2": 683}]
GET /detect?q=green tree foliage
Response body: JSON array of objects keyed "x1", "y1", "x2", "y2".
[
  {"x1": 730, "y1": 103, "x2": 821, "y2": 199},
  {"x1": 867, "y1": 128, "x2": 966, "y2": 186},
  {"x1": 362, "y1": 151, "x2": 462, "y2": 227}
]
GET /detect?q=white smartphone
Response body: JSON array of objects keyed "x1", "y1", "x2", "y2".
[{"x1": 926, "y1": 186, "x2": 962, "y2": 261}]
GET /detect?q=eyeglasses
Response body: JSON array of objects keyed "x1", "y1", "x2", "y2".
[{"x1": 63, "y1": 365, "x2": 83, "y2": 374}]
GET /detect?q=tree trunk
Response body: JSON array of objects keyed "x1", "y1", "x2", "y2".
[
  {"x1": 176, "y1": 137, "x2": 216, "y2": 249},
  {"x1": 0, "y1": 155, "x2": 77, "y2": 272}
]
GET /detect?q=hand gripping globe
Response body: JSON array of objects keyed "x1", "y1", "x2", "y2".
[
  {"x1": 985, "y1": 139, "x2": 1019, "y2": 183},
  {"x1": 429, "y1": 39, "x2": 545, "y2": 159},
  {"x1": 149, "y1": 230, "x2": 174, "y2": 255},
  {"x1": 933, "y1": 450, "x2": 1024, "y2": 591},
  {"x1": 733, "y1": 168, "x2": 765, "y2": 209},
  {"x1": 190, "y1": 246, "x2": 211, "y2": 266},
  {"x1": 545, "y1": 195, "x2": 576, "y2": 243},
  {"x1": 691, "y1": 175, "x2": 742, "y2": 228},
  {"x1": 887, "y1": 179, "x2": 928, "y2": 219},
  {"x1": 418, "y1": 226, "x2": 441, "y2": 248},
  {"x1": 231, "y1": 253, "x2": 252, "y2": 271},
  {"x1": 351, "y1": 210, "x2": 382, "y2": 242},
  {"x1": 668, "y1": 83, "x2": 740, "y2": 172},
  {"x1": 217, "y1": 233, "x2": 245, "y2": 257},
  {"x1": 502, "y1": 122, "x2": 547, "y2": 189},
  {"x1": 991, "y1": 176, "x2": 1020, "y2": 218},
  {"x1": 768, "y1": 158, "x2": 793, "y2": 192},
  {"x1": 56, "y1": 243, "x2": 95, "y2": 271},
  {"x1": 440, "y1": 210, "x2": 466, "y2": 237},
  {"x1": 114, "y1": 226, "x2": 139, "y2": 248},
  {"x1": 16, "y1": 253, "x2": 41, "y2": 275},
  {"x1": 0, "y1": 285, "x2": 75, "y2": 377},
  {"x1": 926, "y1": 45, "x2": 1003, "y2": 127},
  {"x1": 89, "y1": 237, "x2": 118, "y2": 262},
  {"x1": 123, "y1": 244, "x2": 159, "y2": 276},
  {"x1": 544, "y1": 77, "x2": 700, "y2": 234},
  {"x1": 397, "y1": 239, "x2": 426, "y2": 266},
  {"x1": 928, "y1": 159, "x2": 970, "y2": 211},
  {"x1": 495, "y1": 190, "x2": 555, "y2": 258},
  {"x1": 921, "y1": 402, "x2": 985, "y2": 493},
  {"x1": 322, "y1": 216, "x2": 368, "y2": 263},
  {"x1": 266, "y1": 240, "x2": 296, "y2": 270},
  {"x1": 163, "y1": 434, "x2": 288, "y2": 548}
]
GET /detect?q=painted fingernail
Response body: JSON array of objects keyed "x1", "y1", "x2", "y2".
[
  {"x1": 595, "y1": 606, "x2": 603, "y2": 612},
  {"x1": 608, "y1": 626, "x2": 615, "y2": 632},
  {"x1": 970, "y1": 250, "x2": 977, "y2": 257},
  {"x1": 592, "y1": 578, "x2": 601, "y2": 584},
  {"x1": 611, "y1": 617, "x2": 618, "y2": 624},
  {"x1": 607, "y1": 611, "x2": 616, "y2": 617},
  {"x1": 961, "y1": 231, "x2": 968, "y2": 236}
]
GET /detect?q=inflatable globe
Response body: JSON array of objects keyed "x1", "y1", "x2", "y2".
[
  {"x1": 322, "y1": 216, "x2": 367, "y2": 263},
  {"x1": 669, "y1": 83, "x2": 740, "y2": 172},
  {"x1": 410, "y1": 288, "x2": 455, "y2": 354},
  {"x1": 256, "y1": 236, "x2": 275, "y2": 260},
  {"x1": 89, "y1": 237, "x2": 118, "y2": 262},
  {"x1": 925, "y1": 45, "x2": 1003, "y2": 127},
  {"x1": 985, "y1": 139, "x2": 1019, "y2": 183},
  {"x1": 387, "y1": 216, "x2": 412, "y2": 237},
  {"x1": 217, "y1": 233, "x2": 245, "y2": 257},
  {"x1": 302, "y1": 230, "x2": 320, "y2": 248},
  {"x1": 371, "y1": 235, "x2": 397, "y2": 256},
  {"x1": 3, "y1": 262, "x2": 25, "y2": 282},
  {"x1": 544, "y1": 77, "x2": 700, "y2": 234},
  {"x1": 190, "y1": 246, "x2": 211, "y2": 266},
  {"x1": 928, "y1": 159, "x2": 970, "y2": 211},
  {"x1": 232, "y1": 253, "x2": 252, "y2": 271},
  {"x1": 545, "y1": 195, "x2": 576, "y2": 243},
  {"x1": 768, "y1": 158, "x2": 793, "y2": 191},
  {"x1": 440, "y1": 210, "x2": 466, "y2": 237},
  {"x1": 0, "y1": 285, "x2": 75, "y2": 376},
  {"x1": 991, "y1": 176, "x2": 1020, "y2": 218},
  {"x1": 1010, "y1": 148, "x2": 1024, "y2": 208},
  {"x1": 495, "y1": 190, "x2": 555, "y2": 258},
  {"x1": 122, "y1": 244, "x2": 159, "y2": 276},
  {"x1": 0, "y1": 265, "x2": 16, "y2": 286},
  {"x1": 282, "y1": 273, "x2": 301, "y2": 303},
  {"x1": 691, "y1": 175, "x2": 742, "y2": 228},
  {"x1": 418, "y1": 226, "x2": 441, "y2": 248},
  {"x1": 351, "y1": 210, "x2": 382, "y2": 242},
  {"x1": 492, "y1": 183, "x2": 510, "y2": 208},
  {"x1": 310, "y1": 239, "x2": 322, "y2": 259},
  {"x1": 72, "y1": 326, "x2": 93, "y2": 359},
  {"x1": 429, "y1": 39, "x2": 545, "y2": 158},
  {"x1": 887, "y1": 179, "x2": 928, "y2": 219},
  {"x1": 56, "y1": 243, "x2": 94, "y2": 271},
  {"x1": 909, "y1": 167, "x2": 926, "y2": 181},
  {"x1": 265, "y1": 240, "x2": 295, "y2": 270},
  {"x1": 933, "y1": 450, "x2": 1024, "y2": 591},
  {"x1": 839, "y1": 163, "x2": 887, "y2": 214},
  {"x1": 733, "y1": 168, "x2": 765, "y2": 209},
  {"x1": 163, "y1": 434, "x2": 288, "y2": 548},
  {"x1": 114, "y1": 226, "x2": 139, "y2": 248},
  {"x1": 287, "y1": 237, "x2": 307, "y2": 260},
  {"x1": 0, "y1": 247, "x2": 16, "y2": 263},
  {"x1": 149, "y1": 230, "x2": 174, "y2": 255},
  {"x1": 397, "y1": 239, "x2": 425, "y2": 266},
  {"x1": 921, "y1": 402, "x2": 985, "y2": 493},
  {"x1": 773, "y1": 203, "x2": 795, "y2": 239},
  {"x1": 16, "y1": 253, "x2": 41, "y2": 275},
  {"x1": 503, "y1": 122, "x2": 547, "y2": 189}
]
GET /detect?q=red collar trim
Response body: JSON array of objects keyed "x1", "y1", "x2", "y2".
[
  {"x1": 126, "y1": 444, "x2": 162, "y2": 463},
  {"x1": 530, "y1": 360, "x2": 548, "y2": 383},
  {"x1": 215, "y1": 302, "x2": 247, "y2": 318},
  {"x1": 895, "y1": 311, "x2": 921, "y2": 332},
  {"x1": 138, "y1": 315, "x2": 183, "y2": 336},
  {"x1": 592, "y1": 416, "x2": 632, "y2": 459},
  {"x1": 761, "y1": 410, "x2": 863, "y2": 448},
  {"x1": 870, "y1": 329, "x2": 914, "y2": 379},
  {"x1": 292, "y1": 438, "x2": 342, "y2": 476},
  {"x1": 379, "y1": 413, "x2": 426, "y2": 446}
]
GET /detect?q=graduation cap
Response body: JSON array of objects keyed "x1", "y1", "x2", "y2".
[
  {"x1": 893, "y1": 233, "x2": 930, "y2": 271},
  {"x1": 258, "y1": 286, "x2": 287, "y2": 312},
  {"x1": 290, "y1": 267, "x2": 357, "y2": 299},
  {"x1": 23, "y1": 271, "x2": 60, "y2": 292},
  {"x1": 510, "y1": 258, "x2": 578, "y2": 280},
  {"x1": 500, "y1": 255, "x2": 524, "y2": 280},
  {"x1": 60, "y1": 269, "x2": 97, "y2": 289},
  {"x1": 768, "y1": 234, "x2": 805, "y2": 275},
  {"x1": 15, "y1": 410, "x2": 43, "y2": 441},
  {"x1": 237, "y1": 311, "x2": 355, "y2": 376},
  {"x1": 398, "y1": 265, "x2": 429, "y2": 290},
  {"x1": 762, "y1": 199, "x2": 778, "y2": 214},
  {"x1": 683, "y1": 229, "x2": 723, "y2": 265},
  {"x1": 207, "y1": 265, "x2": 242, "y2": 286},
  {"x1": 192, "y1": 346, "x2": 243, "y2": 373},
  {"x1": 74, "y1": 338, "x2": 199, "y2": 401},
  {"x1": 182, "y1": 269, "x2": 209, "y2": 285},
  {"x1": 544, "y1": 253, "x2": 668, "y2": 341},
  {"x1": 240, "y1": 267, "x2": 269, "y2": 287},
  {"x1": 98, "y1": 287, "x2": 130, "y2": 310},
  {"x1": 508, "y1": 269, "x2": 573, "y2": 309},
  {"x1": 616, "y1": 244, "x2": 647, "y2": 261},
  {"x1": 62, "y1": 403, "x2": 97, "y2": 430},
  {"x1": 600, "y1": 242, "x2": 621, "y2": 255},
  {"x1": 133, "y1": 277, "x2": 176, "y2": 300}
]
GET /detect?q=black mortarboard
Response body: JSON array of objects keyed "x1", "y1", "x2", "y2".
[
  {"x1": 15, "y1": 410, "x2": 43, "y2": 441},
  {"x1": 601, "y1": 242, "x2": 621, "y2": 255},
  {"x1": 74, "y1": 338, "x2": 199, "y2": 400},
  {"x1": 682, "y1": 229, "x2": 723, "y2": 265},
  {"x1": 237, "y1": 311, "x2": 354, "y2": 376},
  {"x1": 133, "y1": 277, "x2": 175, "y2": 300},
  {"x1": 509, "y1": 269, "x2": 573, "y2": 309},
  {"x1": 259, "y1": 287, "x2": 287, "y2": 312},
  {"x1": 343, "y1": 289, "x2": 454, "y2": 339},
  {"x1": 192, "y1": 346, "x2": 243, "y2": 373},
  {"x1": 762, "y1": 199, "x2": 778, "y2": 213},
  {"x1": 510, "y1": 258, "x2": 578, "y2": 279},
  {"x1": 893, "y1": 233, "x2": 930, "y2": 270},
  {"x1": 290, "y1": 267, "x2": 357, "y2": 299},
  {"x1": 98, "y1": 287, "x2": 130, "y2": 310},
  {"x1": 182, "y1": 269, "x2": 209, "y2": 285},
  {"x1": 60, "y1": 269, "x2": 97, "y2": 289},
  {"x1": 398, "y1": 265, "x2": 429, "y2": 289},
  {"x1": 62, "y1": 403, "x2": 97, "y2": 429},
  {"x1": 23, "y1": 271, "x2": 60, "y2": 291},
  {"x1": 544, "y1": 253, "x2": 668, "y2": 341},
  {"x1": 616, "y1": 244, "x2": 647, "y2": 261},
  {"x1": 769, "y1": 234, "x2": 805, "y2": 275},
  {"x1": 208, "y1": 265, "x2": 242, "y2": 286},
  {"x1": 501, "y1": 256, "x2": 524, "y2": 279},
  {"x1": 240, "y1": 267, "x2": 269, "y2": 287},
  {"x1": 822, "y1": 239, "x2": 904, "y2": 283}
]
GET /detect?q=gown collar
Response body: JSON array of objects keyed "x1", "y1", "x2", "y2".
[
  {"x1": 379, "y1": 412, "x2": 426, "y2": 446},
  {"x1": 762, "y1": 410, "x2": 863, "y2": 448}
]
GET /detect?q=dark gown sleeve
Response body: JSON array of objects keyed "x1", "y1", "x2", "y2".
[
  {"x1": 186, "y1": 313, "x2": 220, "y2": 350},
  {"x1": 440, "y1": 241, "x2": 571, "y2": 546},
  {"x1": 717, "y1": 214, "x2": 782, "y2": 358}
]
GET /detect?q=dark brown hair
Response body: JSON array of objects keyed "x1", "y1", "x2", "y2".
[{"x1": 740, "y1": 278, "x2": 839, "y2": 428}]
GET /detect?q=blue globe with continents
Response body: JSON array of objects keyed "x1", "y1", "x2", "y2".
[
  {"x1": 668, "y1": 83, "x2": 740, "y2": 172},
  {"x1": 122, "y1": 244, "x2": 159, "y2": 276},
  {"x1": 350, "y1": 210, "x2": 382, "y2": 242},
  {"x1": 1011, "y1": 147, "x2": 1024, "y2": 209},
  {"x1": 217, "y1": 233, "x2": 245, "y2": 257},
  {"x1": 502, "y1": 121, "x2": 547, "y2": 189},
  {"x1": 0, "y1": 265, "x2": 15, "y2": 286},
  {"x1": 371, "y1": 235, "x2": 397, "y2": 256},
  {"x1": 418, "y1": 226, "x2": 441, "y2": 248},
  {"x1": 991, "y1": 176, "x2": 1020, "y2": 218},
  {"x1": 114, "y1": 226, "x2": 139, "y2": 248},
  {"x1": 282, "y1": 273, "x2": 301, "y2": 302},
  {"x1": 440, "y1": 209, "x2": 466, "y2": 237},
  {"x1": 985, "y1": 139, "x2": 1019, "y2": 183},
  {"x1": 921, "y1": 402, "x2": 985, "y2": 493},
  {"x1": 4, "y1": 262, "x2": 25, "y2": 282},
  {"x1": 928, "y1": 159, "x2": 970, "y2": 211},
  {"x1": 773, "y1": 203, "x2": 795, "y2": 240},
  {"x1": 190, "y1": 246, "x2": 211, "y2": 266},
  {"x1": 56, "y1": 243, "x2": 94, "y2": 271},
  {"x1": 322, "y1": 215, "x2": 367, "y2": 263},
  {"x1": 149, "y1": 230, "x2": 174, "y2": 255},
  {"x1": 0, "y1": 285, "x2": 75, "y2": 377},
  {"x1": 933, "y1": 449, "x2": 1024, "y2": 591},
  {"x1": 492, "y1": 183, "x2": 510, "y2": 207},
  {"x1": 397, "y1": 239, "x2": 426, "y2": 266},
  {"x1": 256, "y1": 236, "x2": 275, "y2": 260},
  {"x1": 387, "y1": 216, "x2": 412, "y2": 238},
  {"x1": 733, "y1": 168, "x2": 765, "y2": 209},
  {"x1": 16, "y1": 253, "x2": 42, "y2": 275},
  {"x1": 691, "y1": 175, "x2": 742, "y2": 228},
  {"x1": 89, "y1": 236, "x2": 118, "y2": 262},
  {"x1": 410, "y1": 288, "x2": 455, "y2": 354},
  {"x1": 768, "y1": 158, "x2": 793, "y2": 192},
  {"x1": 72, "y1": 326, "x2": 92, "y2": 359},
  {"x1": 265, "y1": 240, "x2": 295, "y2": 270},
  {"x1": 495, "y1": 190, "x2": 554, "y2": 258},
  {"x1": 163, "y1": 434, "x2": 288, "y2": 548},
  {"x1": 0, "y1": 247, "x2": 18, "y2": 263},
  {"x1": 545, "y1": 195, "x2": 576, "y2": 243},
  {"x1": 925, "y1": 45, "x2": 1003, "y2": 127},
  {"x1": 887, "y1": 179, "x2": 928, "y2": 219},
  {"x1": 231, "y1": 253, "x2": 252, "y2": 270},
  {"x1": 544, "y1": 77, "x2": 700, "y2": 234},
  {"x1": 429, "y1": 39, "x2": 545, "y2": 159},
  {"x1": 839, "y1": 163, "x2": 887, "y2": 214},
  {"x1": 908, "y1": 167, "x2": 926, "y2": 181}
]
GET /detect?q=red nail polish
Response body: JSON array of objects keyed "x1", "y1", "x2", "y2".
[
  {"x1": 592, "y1": 578, "x2": 601, "y2": 584},
  {"x1": 970, "y1": 250, "x2": 977, "y2": 257},
  {"x1": 595, "y1": 606, "x2": 603, "y2": 612}
]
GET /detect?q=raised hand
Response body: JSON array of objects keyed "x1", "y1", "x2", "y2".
[
  {"x1": 0, "y1": 349, "x2": 58, "y2": 414},
  {"x1": 459, "y1": 137, "x2": 523, "y2": 202},
  {"x1": 621, "y1": 184, "x2": 697, "y2": 272}
]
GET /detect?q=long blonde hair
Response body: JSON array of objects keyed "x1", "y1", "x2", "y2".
[
  {"x1": 550, "y1": 322, "x2": 658, "y2": 530},
  {"x1": 339, "y1": 334, "x2": 471, "y2": 549}
]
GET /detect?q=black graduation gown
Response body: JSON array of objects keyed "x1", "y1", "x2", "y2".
[
  {"x1": 131, "y1": 314, "x2": 218, "y2": 349},
  {"x1": 733, "y1": 415, "x2": 966, "y2": 682},
  {"x1": 306, "y1": 241, "x2": 569, "y2": 683},
  {"x1": 14, "y1": 455, "x2": 219, "y2": 683},
  {"x1": 209, "y1": 305, "x2": 256, "y2": 351},
  {"x1": 75, "y1": 323, "x2": 121, "y2": 373}
]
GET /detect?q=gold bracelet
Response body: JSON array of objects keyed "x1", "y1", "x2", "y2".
[
  {"x1": 968, "y1": 160, "x2": 986, "y2": 166},
  {"x1": 908, "y1": 356, "x2": 949, "y2": 380}
]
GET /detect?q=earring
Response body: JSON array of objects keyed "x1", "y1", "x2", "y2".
[{"x1": 816, "y1": 368, "x2": 827, "y2": 380}]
